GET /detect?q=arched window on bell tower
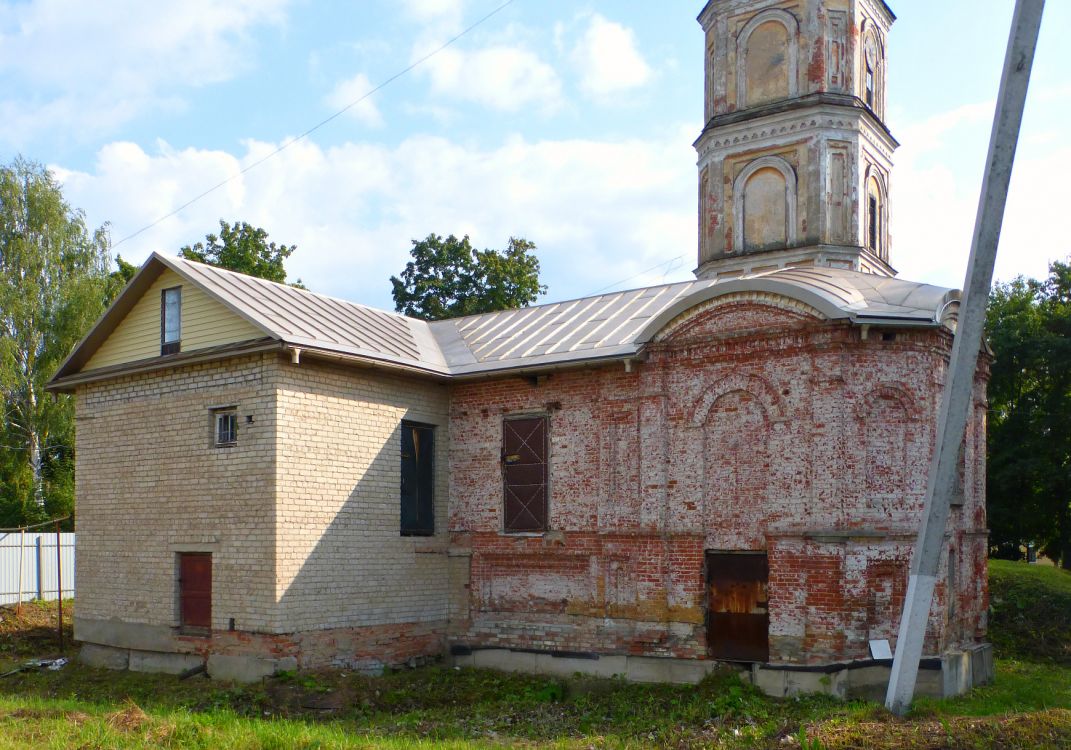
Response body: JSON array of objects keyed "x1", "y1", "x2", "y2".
[
  {"x1": 866, "y1": 174, "x2": 888, "y2": 261},
  {"x1": 861, "y1": 26, "x2": 885, "y2": 119}
]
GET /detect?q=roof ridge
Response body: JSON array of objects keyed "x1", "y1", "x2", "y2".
[{"x1": 156, "y1": 251, "x2": 424, "y2": 325}]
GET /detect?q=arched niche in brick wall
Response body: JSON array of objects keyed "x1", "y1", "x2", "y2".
[
  {"x1": 736, "y1": 9, "x2": 799, "y2": 109},
  {"x1": 856, "y1": 383, "x2": 921, "y2": 512},
  {"x1": 692, "y1": 372, "x2": 787, "y2": 428}
]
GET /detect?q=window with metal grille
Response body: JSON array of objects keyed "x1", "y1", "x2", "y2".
[
  {"x1": 502, "y1": 416, "x2": 548, "y2": 533},
  {"x1": 214, "y1": 409, "x2": 237, "y2": 447},
  {"x1": 161, "y1": 287, "x2": 181, "y2": 355},
  {"x1": 400, "y1": 422, "x2": 435, "y2": 536},
  {"x1": 178, "y1": 552, "x2": 212, "y2": 632}
]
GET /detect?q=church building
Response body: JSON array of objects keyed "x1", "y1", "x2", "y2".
[{"x1": 50, "y1": 0, "x2": 992, "y2": 699}]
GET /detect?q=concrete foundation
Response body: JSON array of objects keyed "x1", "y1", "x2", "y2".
[{"x1": 450, "y1": 644, "x2": 995, "y2": 700}]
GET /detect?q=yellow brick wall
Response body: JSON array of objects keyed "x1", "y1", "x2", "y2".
[
  {"x1": 74, "y1": 355, "x2": 279, "y2": 633},
  {"x1": 86, "y1": 268, "x2": 265, "y2": 371},
  {"x1": 274, "y1": 359, "x2": 451, "y2": 633}
]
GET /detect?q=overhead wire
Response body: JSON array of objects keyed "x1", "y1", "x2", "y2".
[
  {"x1": 587, "y1": 254, "x2": 687, "y2": 296},
  {"x1": 112, "y1": 0, "x2": 521, "y2": 250}
]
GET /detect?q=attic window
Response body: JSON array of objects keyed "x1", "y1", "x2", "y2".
[{"x1": 161, "y1": 287, "x2": 181, "y2": 355}]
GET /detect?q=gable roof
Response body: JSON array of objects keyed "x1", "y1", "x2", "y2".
[{"x1": 49, "y1": 252, "x2": 958, "y2": 390}]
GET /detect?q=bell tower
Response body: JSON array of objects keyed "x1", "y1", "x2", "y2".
[{"x1": 695, "y1": 0, "x2": 897, "y2": 279}]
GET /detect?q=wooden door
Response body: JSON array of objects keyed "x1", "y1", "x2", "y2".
[
  {"x1": 179, "y1": 553, "x2": 212, "y2": 631},
  {"x1": 502, "y1": 417, "x2": 548, "y2": 532},
  {"x1": 706, "y1": 552, "x2": 769, "y2": 662}
]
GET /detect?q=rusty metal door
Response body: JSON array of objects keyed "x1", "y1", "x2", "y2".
[
  {"x1": 502, "y1": 417, "x2": 548, "y2": 532},
  {"x1": 179, "y1": 552, "x2": 212, "y2": 631},
  {"x1": 706, "y1": 552, "x2": 769, "y2": 662}
]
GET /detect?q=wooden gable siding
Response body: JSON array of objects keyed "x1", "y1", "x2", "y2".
[{"x1": 84, "y1": 268, "x2": 265, "y2": 371}]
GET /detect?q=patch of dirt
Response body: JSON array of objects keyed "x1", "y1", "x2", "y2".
[{"x1": 0, "y1": 600, "x2": 73, "y2": 659}]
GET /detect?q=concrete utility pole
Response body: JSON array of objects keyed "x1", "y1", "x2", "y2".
[{"x1": 885, "y1": 0, "x2": 1045, "y2": 716}]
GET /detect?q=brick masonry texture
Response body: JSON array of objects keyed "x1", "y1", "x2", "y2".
[
  {"x1": 74, "y1": 300, "x2": 988, "y2": 671},
  {"x1": 75, "y1": 353, "x2": 450, "y2": 669},
  {"x1": 448, "y1": 300, "x2": 989, "y2": 665}
]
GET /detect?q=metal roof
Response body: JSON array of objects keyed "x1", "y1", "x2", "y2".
[{"x1": 50, "y1": 253, "x2": 958, "y2": 387}]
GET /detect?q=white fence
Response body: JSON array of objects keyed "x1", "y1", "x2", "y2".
[{"x1": 0, "y1": 532, "x2": 75, "y2": 606}]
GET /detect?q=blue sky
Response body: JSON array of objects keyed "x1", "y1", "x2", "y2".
[{"x1": 1, "y1": 0, "x2": 1067, "y2": 311}]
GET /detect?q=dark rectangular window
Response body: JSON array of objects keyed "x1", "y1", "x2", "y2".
[
  {"x1": 161, "y1": 287, "x2": 181, "y2": 355},
  {"x1": 865, "y1": 65, "x2": 875, "y2": 107},
  {"x1": 178, "y1": 552, "x2": 212, "y2": 632},
  {"x1": 503, "y1": 416, "x2": 548, "y2": 533},
  {"x1": 868, "y1": 195, "x2": 879, "y2": 251},
  {"x1": 214, "y1": 409, "x2": 238, "y2": 447},
  {"x1": 400, "y1": 422, "x2": 435, "y2": 536}
]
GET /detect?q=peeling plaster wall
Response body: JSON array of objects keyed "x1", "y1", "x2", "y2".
[
  {"x1": 695, "y1": 0, "x2": 897, "y2": 277},
  {"x1": 448, "y1": 301, "x2": 989, "y2": 665}
]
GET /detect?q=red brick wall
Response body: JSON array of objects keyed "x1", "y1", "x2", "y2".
[{"x1": 448, "y1": 300, "x2": 989, "y2": 664}]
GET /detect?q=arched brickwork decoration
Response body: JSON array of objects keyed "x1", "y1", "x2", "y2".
[
  {"x1": 733, "y1": 156, "x2": 798, "y2": 253},
  {"x1": 858, "y1": 384, "x2": 920, "y2": 511},
  {"x1": 736, "y1": 9, "x2": 799, "y2": 109},
  {"x1": 703, "y1": 389, "x2": 770, "y2": 527},
  {"x1": 692, "y1": 372, "x2": 786, "y2": 428}
]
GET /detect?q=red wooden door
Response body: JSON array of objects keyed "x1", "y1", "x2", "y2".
[
  {"x1": 179, "y1": 553, "x2": 212, "y2": 631},
  {"x1": 706, "y1": 552, "x2": 769, "y2": 662}
]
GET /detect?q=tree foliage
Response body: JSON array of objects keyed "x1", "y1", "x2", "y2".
[
  {"x1": 0, "y1": 157, "x2": 113, "y2": 528},
  {"x1": 179, "y1": 220, "x2": 303, "y2": 287},
  {"x1": 391, "y1": 234, "x2": 546, "y2": 321},
  {"x1": 987, "y1": 260, "x2": 1071, "y2": 568}
]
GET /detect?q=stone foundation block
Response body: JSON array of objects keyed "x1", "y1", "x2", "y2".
[
  {"x1": 207, "y1": 654, "x2": 294, "y2": 683},
  {"x1": 79, "y1": 643, "x2": 129, "y2": 670},
  {"x1": 129, "y1": 650, "x2": 203, "y2": 675}
]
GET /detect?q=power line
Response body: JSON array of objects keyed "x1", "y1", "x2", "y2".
[
  {"x1": 113, "y1": 0, "x2": 521, "y2": 250},
  {"x1": 588, "y1": 254, "x2": 686, "y2": 295}
]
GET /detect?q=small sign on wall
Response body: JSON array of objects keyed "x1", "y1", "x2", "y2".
[{"x1": 869, "y1": 639, "x2": 893, "y2": 660}]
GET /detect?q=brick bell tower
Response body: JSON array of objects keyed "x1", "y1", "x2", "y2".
[{"x1": 695, "y1": 0, "x2": 897, "y2": 279}]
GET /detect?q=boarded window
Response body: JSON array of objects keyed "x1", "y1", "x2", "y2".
[
  {"x1": 161, "y1": 287, "x2": 181, "y2": 355},
  {"x1": 400, "y1": 422, "x2": 435, "y2": 536},
  {"x1": 743, "y1": 167, "x2": 788, "y2": 251},
  {"x1": 178, "y1": 552, "x2": 211, "y2": 632},
  {"x1": 503, "y1": 416, "x2": 548, "y2": 533},
  {"x1": 745, "y1": 21, "x2": 790, "y2": 107},
  {"x1": 706, "y1": 552, "x2": 769, "y2": 662}
]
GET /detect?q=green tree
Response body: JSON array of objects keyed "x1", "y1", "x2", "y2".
[
  {"x1": 179, "y1": 220, "x2": 303, "y2": 287},
  {"x1": 987, "y1": 260, "x2": 1071, "y2": 568},
  {"x1": 0, "y1": 157, "x2": 112, "y2": 527},
  {"x1": 391, "y1": 234, "x2": 546, "y2": 321}
]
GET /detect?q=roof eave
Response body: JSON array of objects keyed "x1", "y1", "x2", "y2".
[{"x1": 47, "y1": 338, "x2": 285, "y2": 393}]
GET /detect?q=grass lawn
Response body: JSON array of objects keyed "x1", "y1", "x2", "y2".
[{"x1": 0, "y1": 562, "x2": 1069, "y2": 749}]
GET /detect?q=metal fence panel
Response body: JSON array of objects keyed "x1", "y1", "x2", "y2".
[{"x1": 0, "y1": 532, "x2": 75, "y2": 605}]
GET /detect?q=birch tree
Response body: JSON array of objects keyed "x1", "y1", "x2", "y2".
[{"x1": 0, "y1": 157, "x2": 111, "y2": 525}]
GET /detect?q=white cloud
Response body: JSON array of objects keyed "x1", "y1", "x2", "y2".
[
  {"x1": 53, "y1": 128, "x2": 697, "y2": 310},
  {"x1": 325, "y1": 73, "x2": 384, "y2": 128},
  {"x1": 0, "y1": 0, "x2": 289, "y2": 147},
  {"x1": 399, "y1": 0, "x2": 465, "y2": 27},
  {"x1": 571, "y1": 14, "x2": 652, "y2": 98},
  {"x1": 892, "y1": 92, "x2": 1070, "y2": 289},
  {"x1": 421, "y1": 45, "x2": 562, "y2": 113}
]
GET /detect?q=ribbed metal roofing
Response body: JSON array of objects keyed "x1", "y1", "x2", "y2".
[{"x1": 51, "y1": 253, "x2": 959, "y2": 387}]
